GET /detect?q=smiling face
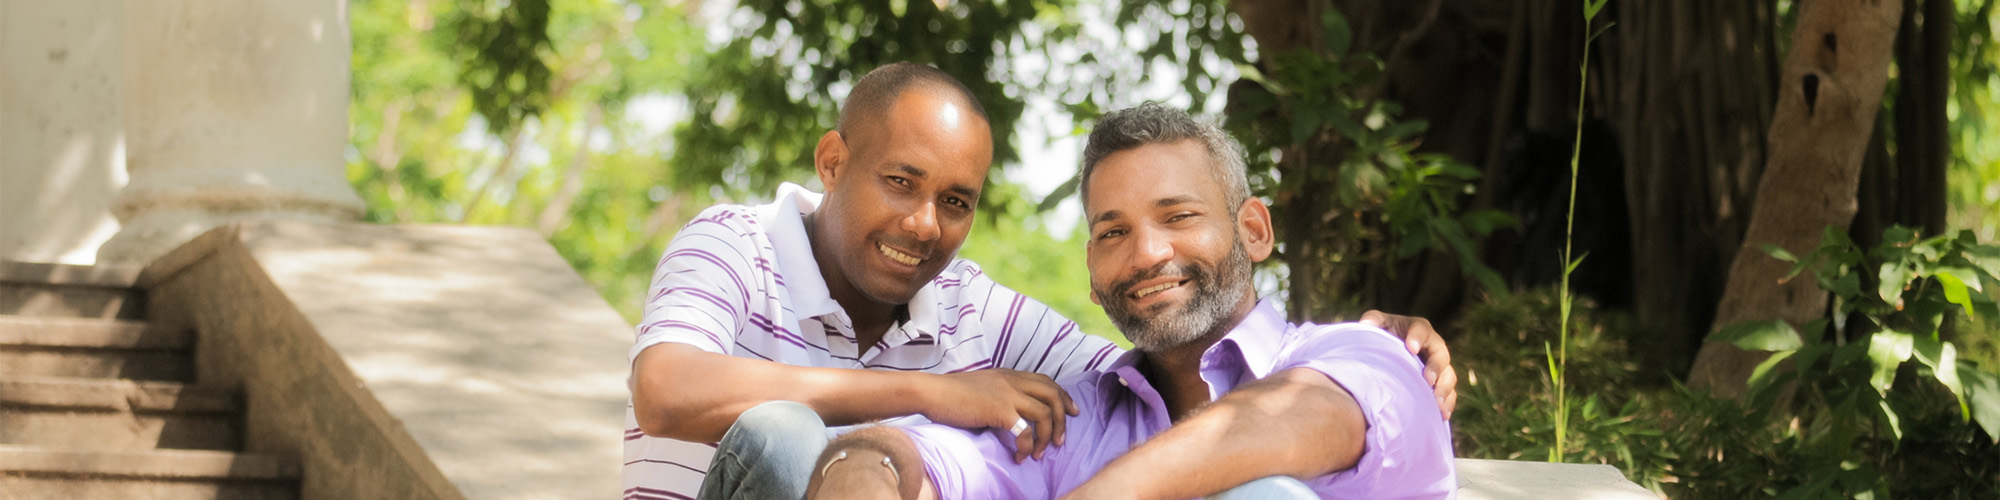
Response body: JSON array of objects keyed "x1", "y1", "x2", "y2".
[
  {"x1": 813, "y1": 87, "x2": 993, "y2": 308},
  {"x1": 1083, "y1": 139, "x2": 1272, "y2": 352}
]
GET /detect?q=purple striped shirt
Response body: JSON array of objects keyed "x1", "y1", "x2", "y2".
[
  {"x1": 623, "y1": 183, "x2": 1123, "y2": 499},
  {"x1": 903, "y1": 300, "x2": 1458, "y2": 499}
]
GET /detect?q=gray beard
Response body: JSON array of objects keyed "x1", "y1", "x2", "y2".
[{"x1": 1098, "y1": 241, "x2": 1252, "y2": 352}]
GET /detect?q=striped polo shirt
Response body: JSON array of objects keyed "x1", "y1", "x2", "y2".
[{"x1": 623, "y1": 183, "x2": 1123, "y2": 500}]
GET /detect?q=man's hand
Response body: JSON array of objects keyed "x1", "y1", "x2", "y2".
[
  {"x1": 916, "y1": 368, "x2": 1077, "y2": 462},
  {"x1": 1360, "y1": 311, "x2": 1458, "y2": 420}
]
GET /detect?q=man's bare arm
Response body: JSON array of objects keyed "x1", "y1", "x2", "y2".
[
  {"x1": 633, "y1": 343, "x2": 1075, "y2": 451},
  {"x1": 1058, "y1": 368, "x2": 1365, "y2": 500}
]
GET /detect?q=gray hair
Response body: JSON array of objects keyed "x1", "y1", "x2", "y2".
[{"x1": 1079, "y1": 102, "x2": 1251, "y2": 210}]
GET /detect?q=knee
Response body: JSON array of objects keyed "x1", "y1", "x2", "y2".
[{"x1": 725, "y1": 401, "x2": 828, "y2": 449}]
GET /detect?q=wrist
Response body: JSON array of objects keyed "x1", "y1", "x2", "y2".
[{"x1": 900, "y1": 372, "x2": 942, "y2": 415}]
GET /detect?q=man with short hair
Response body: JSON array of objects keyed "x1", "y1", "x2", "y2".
[
  {"x1": 803, "y1": 102, "x2": 1456, "y2": 500},
  {"x1": 625, "y1": 65, "x2": 1456, "y2": 500}
]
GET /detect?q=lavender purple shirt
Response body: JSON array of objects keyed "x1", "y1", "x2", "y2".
[{"x1": 902, "y1": 299, "x2": 1457, "y2": 499}]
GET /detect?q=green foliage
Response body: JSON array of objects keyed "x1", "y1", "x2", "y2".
[
  {"x1": 668, "y1": 0, "x2": 1057, "y2": 206},
  {"x1": 1947, "y1": 0, "x2": 2000, "y2": 238},
  {"x1": 446, "y1": 0, "x2": 555, "y2": 134},
  {"x1": 1697, "y1": 226, "x2": 2000, "y2": 497},
  {"x1": 1220, "y1": 12, "x2": 1513, "y2": 317},
  {"x1": 1453, "y1": 288, "x2": 1676, "y2": 489},
  {"x1": 1453, "y1": 285, "x2": 2000, "y2": 498},
  {"x1": 348, "y1": 0, "x2": 707, "y2": 320}
]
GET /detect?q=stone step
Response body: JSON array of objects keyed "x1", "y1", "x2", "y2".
[
  {"x1": 0, "y1": 261, "x2": 146, "y2": 320},
  {"x1": 0, "y1": 376, "x2": 239, "y2": 451},
  {"x1": 0, "y1": 316, "x2": 184, "y2": 349},
  {"x1": 0, "y1": 445, "x2": 298, "y2": 500},
  {"x1": 0, "y1": 316, "x2": 191, "y2": 381}
]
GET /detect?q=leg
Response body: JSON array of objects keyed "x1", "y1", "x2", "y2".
[
  {"x1": 1208, "y1": 476, "x2": 1318, "y2": 500},
  {"x1": 699, "y1": 401, "x2": 831, "y2": 500}
]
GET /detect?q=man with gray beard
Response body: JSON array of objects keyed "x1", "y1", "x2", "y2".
[{"x1": 801, "y1": 102, "x2": 1457, "y2": 500}]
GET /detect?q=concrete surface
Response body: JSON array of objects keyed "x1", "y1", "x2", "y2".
[
  {"x1": 0, "y1": 1, "x2": 127, "y2": 265},
  {"x1": 141, "y1": 220, "x2": 630, "y2": 500},
  {"x1": 1456, "y1": 458, "x2": 1660, "y2": 499},
  {"x1": 98, "y1": 0, "x2": 364, "y2": 264}
]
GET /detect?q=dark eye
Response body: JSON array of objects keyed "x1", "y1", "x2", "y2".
[
  {"x1": 1167, "y1": 213, "x2": 1195, "y2": 223},
  {"x1": 887, "y1": 176, "x2": 912, "y2": 187},
  {"x1": 945, "y1": 197, "x2": 970, "y2": 209},
  {"x1": 1096, "y1": 229, "x2": 1127, "y2": 241}
]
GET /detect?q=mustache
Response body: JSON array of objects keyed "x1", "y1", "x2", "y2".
[{"x1": 1107, "y1": 262, "x2": 1201, "y2": 298}]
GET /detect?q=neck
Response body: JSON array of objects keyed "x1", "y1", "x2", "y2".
[
  {"x1": 1139, "y1": 296, "x2": 1261, "y2": 420},
  {"x1": 806, "y1": 210, "x2": 900, "y2": 349}
]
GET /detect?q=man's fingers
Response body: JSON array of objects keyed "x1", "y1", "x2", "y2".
[
  {"x1": 1444, "y1": 390, "x2": 1459, "y2": 420},
  {"x1": 1359, "y1": 310, "x2": 1386, "y2": 327},
  {"x1": 1433, "y1": 367, "x2": 1459, "y2": 419},
  {"x1": 1036, "y1": 401, "x2": 1059, "y2": 460},
  {"x1": 1012, "y1": 422, "x2": 1034, "y2": 463},
  {"x1": 1060, "y1": 386, "x2": 1078, "y2": 417}
]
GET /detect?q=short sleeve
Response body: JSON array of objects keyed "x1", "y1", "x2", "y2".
[
  {"x1": 904, "y1": 423, "x2": 1071, "y2": 500},
  {"x1": 1275, "y1": 324, "x2": 1457, "y2": 499},
  {"x1": 629, "y1": 208, "x2": 761, "y2": 363},
  {"x1": 960, "y1": 264, "x2": 1123, "y2": 380}
]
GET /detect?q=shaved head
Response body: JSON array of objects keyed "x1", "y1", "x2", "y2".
[{"x1": 837, "y1": 63, "x2": 990, "y2": 154}]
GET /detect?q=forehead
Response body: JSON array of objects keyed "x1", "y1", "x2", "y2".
[
  {"x1": 1084, "y1": 140, "x2": 1221, "y2": 216},
  {"x1": 862, "y1": 90, "x2": 993, "y2": 176}
]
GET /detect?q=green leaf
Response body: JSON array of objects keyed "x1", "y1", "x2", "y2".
[
  {"x1": 1320, "y1": 7, "x2": 1351, "y2": 56},
  {"x1": 1961, "y1": 366, "x2": 2000, "y2": 443},
  {"x1": 1762, "y1": 243, "x2": 1801, "y2": 263},
  {"x1": 1828, "y1": 272, "x2": 1863, "y2": 300},
  {"x1": 1583, "y1": 0, "x2": 1610, "y2": 22},
  {"x1": 1934, "y1": 343, "x2": 1969, "y2": 419},
  {"x1": 1876, "y1": 397, "x2": 1904, "y2": 442},
  {"x1": 1936, "y1": 267, "x2": 1983, "y2": 317},
  {"x1": 1867, "y1": 329, "x2": 1915, "y2": 395},
  {"x1": 1709, "y1": 320, "x2": 1804, "y2": 351},
  {"x1": 1747, "y1": 349, "x2": 1798, "y2": 395},
  {"x1": 1290, "y1": 106, "x2": 1321, "y2": 145},
  {"x1": 1878, "y1": 262, "x2": 1912, "y2": 304}
]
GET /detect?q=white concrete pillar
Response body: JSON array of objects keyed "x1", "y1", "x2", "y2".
[
  {"x1": 98, "y1": 0, "x2": 364, "y2": 264},
  {"x1": 0, "y1": 1, "x2": 127, "y2": 265}
]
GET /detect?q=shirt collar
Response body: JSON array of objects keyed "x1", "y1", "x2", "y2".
[
  {"x1": 1094, "y1": 298, "x2": 1291, "y2": 388},
  {"x1": 758, "y1": 182, "x2": 841, "y2": 320},
  {"x1": 756, "y1": 182, "x2": 945, "y2": 341}
]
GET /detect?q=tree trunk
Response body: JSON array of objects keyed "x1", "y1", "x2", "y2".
[
  {"x1": 1891, "y1": 0, "x2": 1952, "y2": 236},
  {"x1": 1609, "y1": 0, "x2": 1780, "y2": 378},
  {"x1": 1687, "y1": 0, "x2": 1904, "y2": 398}
]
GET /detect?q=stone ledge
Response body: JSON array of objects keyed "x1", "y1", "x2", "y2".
[
  {"x1": 143, "y1": 220, "x2": 630, "y2": 500},
  {"x1": 1455, "y1": 458, "x2": 1658, "y2": 499}
]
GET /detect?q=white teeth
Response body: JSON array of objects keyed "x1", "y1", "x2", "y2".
[
  {"x1": 1134, "y1": 282, "x2": 1181, "y2": 298},
  {"x1": 878, "y1": 244, "x2": 920, "y2": 266}
]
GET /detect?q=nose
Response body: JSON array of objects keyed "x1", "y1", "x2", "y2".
[
  {"x1": 1128, "y1": 225, "x2": 1174, "y2": 273},
  {"x1": 901, "y1": 201, "x2": 941, "y2": 242}
]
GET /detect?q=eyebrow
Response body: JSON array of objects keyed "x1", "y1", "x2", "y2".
[
  {"x1": 895, "y1": 163, "x2": 981, "y2": 199},
  {"x1": 1089, "y1": 195, "x2": 1200, "y2": 227}
]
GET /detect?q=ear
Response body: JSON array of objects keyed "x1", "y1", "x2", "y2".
[
  {"x1": 814, "y1": 130, "x2": 848, "y2": 189},
  {"x1": 1236, "y1": 197, "x2": 1275, "y2": 262}
]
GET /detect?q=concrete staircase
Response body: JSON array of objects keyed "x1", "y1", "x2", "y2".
[{"x1": 0, "y1": 261, "x2": 301, "y2": 500}]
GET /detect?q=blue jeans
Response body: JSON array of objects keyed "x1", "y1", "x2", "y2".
[
  {"x1": 699, "y1": 401, "x2": 830, "y2": 500},
  {"x1": 1210, "y1": 476, "x2": 1318, "y2": 500}
]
